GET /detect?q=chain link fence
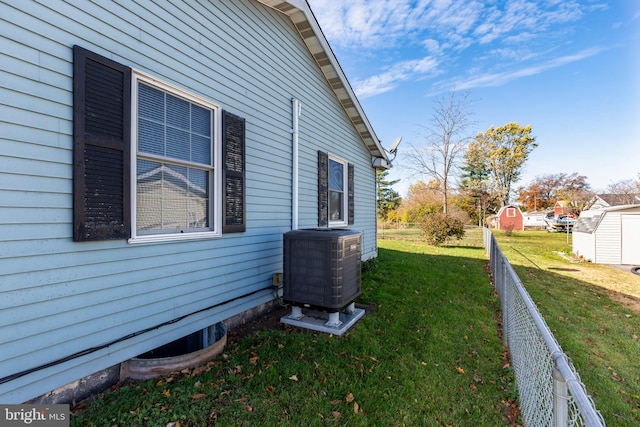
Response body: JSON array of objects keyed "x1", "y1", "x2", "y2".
[
  {"x1": 377, "y1": 222, "x2": 484, "y2": 246},
  {"x1": 483, "y1": 228, "x2": 605, "y2": 426},
  {"x1": 377, "y1": 222, "x2": 422, "y2": 240}
]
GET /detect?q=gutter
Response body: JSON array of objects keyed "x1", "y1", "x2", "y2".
[{"x1": 292, "y1": 98, "x2": 301, "y2": 229}]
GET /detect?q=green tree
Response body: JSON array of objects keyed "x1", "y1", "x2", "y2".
[
  {"x1": 459, "y1": 146, "x2": 498, "y2": 225},
  {"x1": 376, "y1": 170, "x2": 401, "y2": 221},
  {"x1": 467, "y1": 122, "x2": 537, "y2": 207}
]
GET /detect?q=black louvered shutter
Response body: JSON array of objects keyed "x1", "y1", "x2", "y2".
[
  {"x1": 222, "y1": 111, "x2": 246, "y2": 233},
  {"x1": 73, "y1": 46, "x2": 131, "y2": 241},
  {"x1": 348, "y1": 163, "x2": 355, "y2": 225},
  {"x1": 318, "y1": 151, "x2": 329, "y2": 227}
]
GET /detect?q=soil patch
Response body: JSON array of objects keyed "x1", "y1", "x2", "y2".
[
  {"x1": 226, "y1": 304, "x2": 290, "y2": 344},
  {"x1": 607, "y1": 291, "x2": 640, "y2": 314}
]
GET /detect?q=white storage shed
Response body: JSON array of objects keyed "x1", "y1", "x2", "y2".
[{"x1": 572, "y1": 205, "x2": 640, "y2": 265}]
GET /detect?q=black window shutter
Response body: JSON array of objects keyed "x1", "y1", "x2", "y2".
[
  {"x1": 222, "y1": 110, "x2": 246, "y2": 233},
  {"x1": 318, "y1": 150, "x2": 329, "y2": 227},
  {"x1": 73, "y1": 46, "x2": 131, "y2": 241},
  {"x1": 348, "y1": 163, "x2": 355, "y2": 225}
]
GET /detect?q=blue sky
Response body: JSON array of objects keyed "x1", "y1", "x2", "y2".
[{"x1": 307, "y1": 0, "x2": 640, "y2": 196}]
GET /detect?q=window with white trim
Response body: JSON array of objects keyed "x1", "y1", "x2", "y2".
[
  {"x1": 317, "y1": 151, "x2": 354, "y2": 228},
  {"x1": 72, "y1": 46, "x2": 245, "y2": 242},
  {"x1": 132, "y1": 76, "x2": 221, "y2": 239},
  {"x1": 329, "y1": 155, "x2": 347, "y2": 226}
]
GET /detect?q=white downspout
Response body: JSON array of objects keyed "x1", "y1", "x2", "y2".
[{"x1": 292, "y1": 98, "x2": 301, "y2": 230}]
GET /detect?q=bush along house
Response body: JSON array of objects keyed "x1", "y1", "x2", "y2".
[{"x1": 0, "y1": 0, "x2": 389, "y2": 403}]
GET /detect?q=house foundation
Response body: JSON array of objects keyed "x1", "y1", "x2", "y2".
[{"x1": 27, "y1": 300, "x2": 277, "y2": 405}]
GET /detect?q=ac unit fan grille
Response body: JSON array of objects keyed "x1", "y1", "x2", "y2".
[{"x1": 284, "y1": 229, "x2": 361, "y2": 310}]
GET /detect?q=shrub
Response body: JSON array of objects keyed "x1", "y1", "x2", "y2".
[
  {"x1": 503, "y1": 223, "x2": 515, "y2": 237},
  {"x1": 361, "y1": 256, "x2": 379, "y2": 272},
  {"x1": 420, "y1": 213, "x2": 466, "y2": 246}
]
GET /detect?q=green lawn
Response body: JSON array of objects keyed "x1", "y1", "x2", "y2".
[
  {"x1": 494, "y1": 230, "x2": 640, "y2": 426},
  {"x1": 378, "y1": 224, "x2": 485, "y2": 248},
  {"x1": 72, "y1": 238, "x2": 516, "y2": 426}
]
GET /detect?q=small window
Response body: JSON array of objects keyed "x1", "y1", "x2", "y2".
[
  {"x1": 506, "y1": 208, "x2": 516, "y2": 217},
  {"x1": 318, "y1": 151, "x2": 354, "y2": 228},
  {"x1": 132, "y1": 75, "x2": 221, "y2": 240},
  {"x1": 328, "y1": 156, "x2": 348, "y2": 226}
]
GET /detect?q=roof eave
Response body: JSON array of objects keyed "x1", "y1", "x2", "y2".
[{"x1": 255, "y1": 0, "x2": 387, "y2": 161}]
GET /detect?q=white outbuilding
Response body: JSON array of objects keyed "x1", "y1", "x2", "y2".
[{"x1": 572, "y1": 205, "x2": 640, "y2": 265}]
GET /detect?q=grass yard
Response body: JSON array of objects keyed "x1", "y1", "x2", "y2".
[
  {"x1": 379, "y1": 224, "x2": 485, "y2": 248},
  {"x1": 494, "y1": 230, "x2": 640, "y2": 426},
  {"x1": 71, "y1": 238, "x2": 517, "y2": 426}
]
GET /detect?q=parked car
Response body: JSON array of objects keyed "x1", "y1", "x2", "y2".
[{"x1": 544, "y1": 213, "x2": 576, "y2": 232}]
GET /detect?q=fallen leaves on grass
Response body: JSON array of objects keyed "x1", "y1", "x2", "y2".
[{"x1": 249, "y1": 353, "x2": 259, "y2": 365}]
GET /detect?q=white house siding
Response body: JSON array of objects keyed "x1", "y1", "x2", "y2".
[
  {"x1": 572, "y1": 232, "x2": 595, "y2": 262},
  {"x1": 0, "y1": 0, "x2": 380, "y2": 402},
  {"x1": 523, "y1": 213, "x2": 545, "y2": 229},
  {"x1": 594, "y1": 213, "x2": 623, "y2": 264},
  {"x1": 574, "y1": 207, "x2": 640, "y2": 264},
  {"x1": 572, "y1": 210, "x2": 601, "y2": 262}
]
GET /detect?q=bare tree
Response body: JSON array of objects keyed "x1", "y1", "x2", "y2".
[
  {"x1": 404, "y1": 91, "x2": 474, "y2": 214},
  {"x1": 606, "y1": 179, "x2": 639, "y2": 204}
]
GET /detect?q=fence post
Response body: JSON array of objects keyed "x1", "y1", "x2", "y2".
[
  {"x1": 501, "y1": 257, "x2": 509, "y2": 347},
  {"x1": 552, "y1": 365, "x2": 569, "y2": 426}
]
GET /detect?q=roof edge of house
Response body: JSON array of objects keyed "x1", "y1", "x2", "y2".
[{"x1": 254, "y1": 0, "x2": 387, "y2": 161}]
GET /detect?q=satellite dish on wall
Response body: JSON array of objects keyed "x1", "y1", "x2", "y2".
[
  {"x1": 388, "y1": 136, "x2": 402, "y2": 154},
  {"x1": 384, "y1": 136, "x2": 402, "y2": 164}
]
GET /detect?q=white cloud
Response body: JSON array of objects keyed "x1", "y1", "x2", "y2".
[
  {"x1": 454, "y1": 47, "x2": 605, "y2": 90},
  {"x1": 308, "y1": 0, "x2": 484, "y2": 50},
  {"x1": 306, "y1": 0, "x2": 602, "y2": 97},
  {"x1": 308, "y1": 0, "x2": 414, "y2": 48},
  {"x1": 354, "y1": 57, "x2": 439, "y2": 98},
  {"x1": 422, "y1": 39, "x2": 441, "y2": 54},
  {"x1": 308, "y1": 0, "x2": 588, "y2": 52}
]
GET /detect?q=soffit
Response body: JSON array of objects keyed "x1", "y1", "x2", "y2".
[{"x1": 254, "y1": 0, "x2": 386, "y2": 160}]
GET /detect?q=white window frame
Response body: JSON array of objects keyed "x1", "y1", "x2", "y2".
[
  {"x1": 506, "y1": 208, "x2": 516, "y2": 218},
  {"x1": 129, "y1": 72, "x2": 222, "y2": 243},
  {"x1": 328, "y1": 154, "x2": 348, "y2": 228}
]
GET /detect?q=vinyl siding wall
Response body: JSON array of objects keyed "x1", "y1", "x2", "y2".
[
  {"x1": 572, "y1": 210, "x2": 600, "y2": 262},
  {"x1": 593, "y1": 209, "x2": 640, "y2": 264},
  {"x1": 572, "y1": 231, "x2": 595, "y2": 262},
  {"x1": 594, "y1": 214, "x2": 622, "y2": 264},
  {"x1": 621, "y1": 215, "x2": 640, "y2": 264},
  {"x1": 0, "y1": 0, "x2": 378, "y2": 402}
]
